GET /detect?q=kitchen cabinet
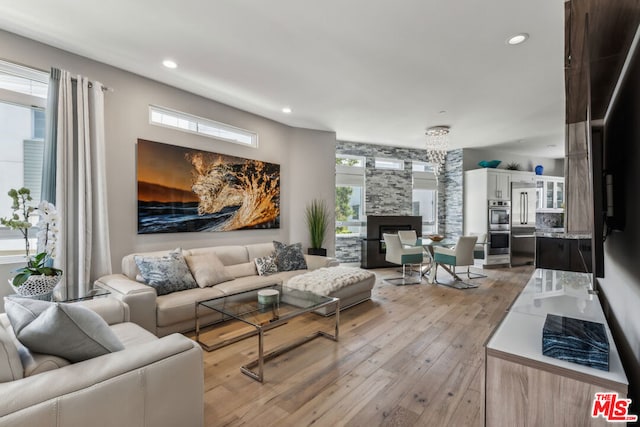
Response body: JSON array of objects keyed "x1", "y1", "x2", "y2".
[
  {"x1": 536, "y1": 176, "x2": 564, "y2": 211},
  {"x1": 535, "y1": 236, "x2": 592, "y2": 273},
  {"x1": 486, "y1": 170, "x2": 511, "y2": 200}
]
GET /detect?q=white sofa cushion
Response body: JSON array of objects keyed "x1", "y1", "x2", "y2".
[
  {"x1": 0, "y1": 321, "x2": 22, "y2": 382},
  {"x1": 5, "y1": 298, "x2": 124, "y2": 363},
  {"x1": 184, "y1": 252, "x2": 233, "y2": 288},
  {"x1": 156, "y1": 286, "x2": 226, "y2": 327},
  {"x1": 224, "y1": 262, "x2": 257, "y2": 278},
  {"x1": 109, "y1": 322, "x2": 158, "y2": 348},
  {"x1": 187, "y1": 245, "x2": 249, "y2": 266},
  {"x1": 246, "y1": 242, "x2": 277, "y2": 260}
]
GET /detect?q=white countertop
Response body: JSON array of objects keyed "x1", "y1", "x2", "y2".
[{"x1": 486, "y1": 269, "x2": 628, "y2": 388}]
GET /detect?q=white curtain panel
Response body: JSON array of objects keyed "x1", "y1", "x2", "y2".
[{"x1": 54, "y1": 70, "x2": 112, "y2": 295}]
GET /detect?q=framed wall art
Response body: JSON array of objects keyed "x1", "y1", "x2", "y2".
[{"x1": 137, "y1": 139, "x2": 280, "y2": 234}]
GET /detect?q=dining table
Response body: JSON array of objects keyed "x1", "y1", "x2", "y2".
[{"x1": 411, "y1": 237, "x2": 457, "y2": 284}]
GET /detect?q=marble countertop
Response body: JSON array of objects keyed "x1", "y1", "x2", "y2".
[
  {"x1": 535, "y1": 229, "x2": 592, "y2": 239},
  {"x1": 486, "y1": 269, "x2": 628, "y2": 388}
]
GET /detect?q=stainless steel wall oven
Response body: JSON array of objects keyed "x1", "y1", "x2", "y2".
[{"x1": 488, "y1": 200, "x2": 510, "y2": 231}]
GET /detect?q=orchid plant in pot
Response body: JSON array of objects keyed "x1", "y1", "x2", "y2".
[{"x1": 1, "y1": 188, "x2": 62, "y2": 297}]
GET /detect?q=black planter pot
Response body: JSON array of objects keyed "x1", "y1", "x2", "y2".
[{"x1": 307, "y1": 248, "x2": 327, "y2": 256}]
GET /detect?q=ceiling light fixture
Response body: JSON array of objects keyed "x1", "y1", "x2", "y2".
[
  {"x1": 162, "y1": 59, "x2": 178, "y2": 69},
  {"x1": 425, "y1": 125, "x2": 450, "y2": 179},
  {"x1": 507, "y1": 33, "x2": 529, "y2": 45},
  {"x1": 282, "y1": 107, "x2": 292, "y2": 114}
]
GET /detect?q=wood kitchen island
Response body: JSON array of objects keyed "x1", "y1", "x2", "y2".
[{"x1": 484, "y1": 269, "x2": 628, "y2": 426}]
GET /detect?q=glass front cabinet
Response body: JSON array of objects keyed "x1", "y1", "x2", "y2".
[{"x1": 536, "y1": 177, "x2": 564, "y2": 211}]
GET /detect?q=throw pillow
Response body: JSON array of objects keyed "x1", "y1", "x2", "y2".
[
  {"x1": 4, "y1": 297, "x2": 124, "y2": 363},
  {"x1": 184, "y1": 253, "x2": 234, "y2": 288},
  {"x1": 255, "y1": 254, "x2": 278, "y2": 276},
  {"x1": 135, "y1": 248, "x2": 198, "y2": 296},
  {"x1": 273, "y1": 241, "x2": 308, "y2": 271}
]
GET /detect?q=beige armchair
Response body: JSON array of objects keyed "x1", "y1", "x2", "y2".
[
  {"x1": 0, "y1": 298, "x2": 204, "y2": 427},
  {"x1": 433, "y1": 236, "x2": 478, "y2": 287},
  {"x1": 383, "y1": 233, "x2": 424, "y2": 285}
]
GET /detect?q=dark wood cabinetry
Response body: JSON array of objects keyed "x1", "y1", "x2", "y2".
[{"x1": 535, "y1": 237, "x2": 592, "y2": 273}]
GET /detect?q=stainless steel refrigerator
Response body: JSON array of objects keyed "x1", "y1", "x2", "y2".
[{"x1": 511, "y1": 182, "x2": 536, "y2": 266}]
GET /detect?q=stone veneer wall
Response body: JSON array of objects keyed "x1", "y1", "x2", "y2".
[
  {"x1": 336, "y1": 141, "x2": 464, "y2": 263},
  {"x1": 335, "y1": 235, "x2": 361, "y2": 264},
  {"x1": 438, "y1": 149, "x2": 464, "y2": 240}
]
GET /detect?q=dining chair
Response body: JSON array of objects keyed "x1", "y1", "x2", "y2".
[
  {"x1": 433, "y1": 235, "x2": 478, "y2": 284},
  {"x1": 397, "y1": 230, "x2": 418, "y2": 246},
  {"x1": 382, "y1": 233, "x2": 423, "y2": 285},
  {"x1": 468, "y1": 232, "x2": 488, "y2": 278}
]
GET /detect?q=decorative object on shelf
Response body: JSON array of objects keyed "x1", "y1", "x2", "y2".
[
  {"x1": 542, "y1": 314, "x2": 609, "y2": 371},
  {"x1": 257, "y1": 288, "x2": 280, "y2": 305},
  {"x1": 137, "y1": 139, "x2": 280, "y2": 234},
  {"x1": 478, "y1": 160, "x2": 502, "y2": 168},
  {"x1": 505, "y1": 162, "x2": 521, "y2": 170},
  {"x1": 425, "y1": 125, "x2": 450, "y2": 180},
  {"x1": 305, "y1": 198, "x2": 330, "y2": 256},
  {"x1": 257, "y1": 288, "x2": 280, "y2": 314},
  {"x1": 1, "y1": 188, "x2": 63, "y2": 299},
  {"x1": 535, "y1": 165, "x2": 544, "y2": 175}
]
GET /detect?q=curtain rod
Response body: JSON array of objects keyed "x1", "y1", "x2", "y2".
[{"x1": 68, "y1": 75, "x2": 113, "y2": 93}]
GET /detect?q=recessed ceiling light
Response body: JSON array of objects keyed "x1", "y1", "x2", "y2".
[
  {"x1": 162, "y1": 59, "x2": 178, "y2": 69},
  {"x1": 507, "y1": 33, "x2": 529, "y2": 45},
  {"x1": 547, "y1": 144, "x2": 558, "y2": 147},
  {"x1": 282, "y1": 107, "x2": 292, "y2": 114}
]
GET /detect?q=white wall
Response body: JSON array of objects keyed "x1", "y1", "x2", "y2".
[
  {"x1": 287, "y1": 127, "x2": 336, "y2": 255},
  {"x1": 463, "y1": 148, "x2": 564, "y2": 176},
  {"x1": 0, "y1": 29, "x2": 337, "y2": 278}
]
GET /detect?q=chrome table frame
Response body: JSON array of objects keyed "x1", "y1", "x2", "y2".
[{"x1": 195, "y1": 287, "x2": 340, "y2": 383}]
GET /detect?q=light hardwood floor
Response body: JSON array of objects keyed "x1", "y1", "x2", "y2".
[{"x1": 187, "y1": 265, "x2": 534, "y2": 427}]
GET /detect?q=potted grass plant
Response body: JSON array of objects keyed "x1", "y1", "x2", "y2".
[{"x1": 305, "y1": 199, "x2": 330, "y2": 256}]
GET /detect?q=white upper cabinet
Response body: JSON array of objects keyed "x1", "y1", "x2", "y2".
[
  {"x1": 487, "y1": 170, "x2": 511, "y2": 200},
  {"x1": 536, "y1": 176, "x2": 564, "y2": 211}
]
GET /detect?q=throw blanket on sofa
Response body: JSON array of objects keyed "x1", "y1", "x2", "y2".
[{"x1": 285, "y1": 267, "x2": 374, "y2": 296}]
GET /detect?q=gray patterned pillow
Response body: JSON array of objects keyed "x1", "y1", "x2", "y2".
[
  {"x1": 255, "y1": 254, "x2": 278, "y2": 276},
  {"x1": 134, "y1": 249, "x2": 198, "y2": 296},
  {"x1": 273, "y1": 241, "x2": 308, "y2": 271},
  {"x1": 5, "y1": 297, "x2": 124, "y2": 363}
]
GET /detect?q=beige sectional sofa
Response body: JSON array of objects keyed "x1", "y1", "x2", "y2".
[
  {"x1": 0, "y1": 298, "x2": 204, "y2": 427},
  {"x1": 96, "y1": 242, "x2": 375, "y2": 337}
]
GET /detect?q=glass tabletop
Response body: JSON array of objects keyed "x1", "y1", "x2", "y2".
[
  {"x1": 416, "y1": 237, "x2": 456, "y2": 247},
  {"x1": 198, "y1": 284, "x2": 336, "y2": 329},
  {"x1": 8, "y1": 287, "x2": 110, "y2": 303}
]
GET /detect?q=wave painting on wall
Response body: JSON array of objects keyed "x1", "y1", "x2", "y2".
[{"x1": 137, "y1": 139, "x2": 280, "y2": 234}]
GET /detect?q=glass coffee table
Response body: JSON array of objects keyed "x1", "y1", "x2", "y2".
[{"x1": 195, "y1": 284, "x2": 340, "y2": 382}]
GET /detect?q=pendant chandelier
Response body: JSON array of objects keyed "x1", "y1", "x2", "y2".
[{"x1": 425, "y1": 125, "x2": 450, "y2": 179}]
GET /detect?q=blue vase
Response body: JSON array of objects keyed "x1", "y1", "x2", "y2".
[{"x1": 535, "y1": 165, "x2": 544, "y2": 175}]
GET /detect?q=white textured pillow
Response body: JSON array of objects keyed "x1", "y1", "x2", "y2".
[
  {"x1": 255, "y1": 255, "x2": 278, "y2": 276},
  {"x1": 5, "y1": 297, "x2": 124, "y2": 363},
  {"x1": 185, "y1": 253, "x2": 233, "y2": 288}
]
